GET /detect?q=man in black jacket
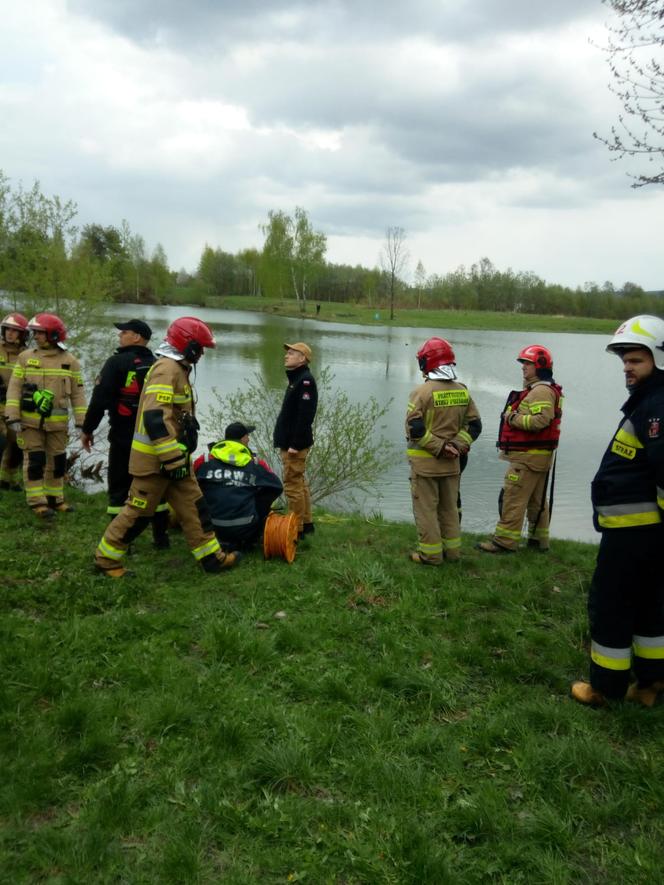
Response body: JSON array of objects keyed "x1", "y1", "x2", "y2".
[
  {"x1": 273, "y1": 342, "x2": 318, "y2": 537},
  {"x1": 195, "y1": 422, "x2": 283, "y2": 550},
  {"x1": 81, "y1": 319, "x2": 169, "y2": 547},
  {"x1": 571, "y1": 315, "x2": 664, "y2": 707}
]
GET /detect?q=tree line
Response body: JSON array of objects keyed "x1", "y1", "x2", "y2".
[{"x1": 1, "y1": 170, "x2": 662, "y2": 322}]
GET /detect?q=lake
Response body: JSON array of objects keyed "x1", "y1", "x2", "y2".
[{"x1": 100, "y1": 304, "x2": 626, "y2": 544}]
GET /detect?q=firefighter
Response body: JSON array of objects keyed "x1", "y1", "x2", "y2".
[
  {"x1": 477, "y1": 344, "x2": 563, "y2": 553},
  {"x1": 0, "y1": 313, "x2": 29, "y2": 490},
  {"x1": 572, "y1": 315, "x2": 664, "y2": 707},
  {"x1": 5, "y1": 313, "x2": 86, "y2": 517},
  {"x1": 194, "y1": 421, "x2": 283, "y2": 550},
  {"x1": 273, "y1": 342, "x2": 318, "y2": 538},
  {"x1": 94, "y1": 316, "x2": 240, "y2": 578},
  {"x1": 406, "y1": 337, "x2": 482, "y2": 565},
  {"x1": 80, "y1": 319, "x2": 169, "y2": 548}
]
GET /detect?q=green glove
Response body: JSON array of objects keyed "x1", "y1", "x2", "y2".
[{"x1": 33, "y1": 389, "x2": 55, "y2": 417}]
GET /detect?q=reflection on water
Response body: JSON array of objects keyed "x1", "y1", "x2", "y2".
[{"x1": 94, "y1": 304, "x2": 625, "y2": 544}]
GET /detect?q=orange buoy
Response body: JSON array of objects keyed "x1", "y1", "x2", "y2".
[{"x1": 263, "y1": 511, "x2": 299, "y2": 563}]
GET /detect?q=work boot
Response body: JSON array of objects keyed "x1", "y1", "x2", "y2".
[
  {"x1": 32, "y1": 505, "x2": 55, "y2": 520},
  {"x1": 626, "y1": 681, "x2": 664, "y2": 708},
  {"x1": 409, "y1": 551, "x2": 442, "y2": 566},
  {"x1": 301, "y1": 522, "x2": 315, "y2": 535},
  {"x1": 95, "y1": 565, "x2": 132, "y2": 578},
  {"x1": 527, "y1": 539, "x2": 549, "y2": 553},
  {"x1": 153, "y1": 533, "x2": 171, "y2": 550},
  {"x1": 200, "y1": 550, "x2": 242, "y2": 573},
  {"x1": 570, "y1": 681, "x2": 608, "y2": 707},
  {"x1": 476, "y1": 540, "x2": 515, "y2": 554},
  {"x1": 51, "y1": 502, "x2": 75, "y2": 513}
]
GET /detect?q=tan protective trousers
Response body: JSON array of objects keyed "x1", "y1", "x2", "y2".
[
  {"x1": 95, "y1": 472, "x2": 221, "y2": 570},
  {"x1": 410, "y1": 471, "x2": 461, "y2": 564},
  {"x1": 0, "y1": 419, "x2": 22, "y2": 486},
  {"x1": 493, "y1": 462, "x2": 550, "y2": 551},
  {"x1": 17, "y1": 426, "x2": 68, "y2": 509},
  {"x1": 280, "y1": 448, "x2": 311, "y2": 532}
]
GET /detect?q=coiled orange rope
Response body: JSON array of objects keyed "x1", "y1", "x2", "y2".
[{"x1": 263, "y1": 512, "x2": 299, "y2": 563}]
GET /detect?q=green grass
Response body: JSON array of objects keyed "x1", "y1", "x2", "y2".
[
  {"x1": 1, "y1": 490, "x2": 663, "y2": 882},
  {"x1": 161, "y1": 290, "x2": 619, "y2": 334}
]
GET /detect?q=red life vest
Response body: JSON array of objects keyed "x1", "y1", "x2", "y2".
[
  {"x1": 497, "y1": 382, "x2": 563, "y2": 453},
  {"x1": 117, "y1": 356, "x2": 151, "y2": 417}
]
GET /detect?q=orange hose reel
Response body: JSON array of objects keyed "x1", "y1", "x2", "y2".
[{"x1": 263, "y1": 511, "x2": 299, "y2": 563}]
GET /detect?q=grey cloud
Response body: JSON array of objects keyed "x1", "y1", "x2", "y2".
[{"x1": 72, "y1": 0, "x2": 602, "y2": 48}]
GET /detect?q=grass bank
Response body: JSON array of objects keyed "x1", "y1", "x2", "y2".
[
  {"x1": 2, "y1": 489, "x2": 662, "y2": 882},
  {"x1": 163, "y1": 291, "x2": 618, "y2": 335}
]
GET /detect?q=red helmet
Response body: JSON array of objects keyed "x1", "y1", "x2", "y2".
[
  {"x1": 517, "y1": 344, "x2": 552, "y2": 370},
  {"x1": 417, "y1": 337, "x2": 456, "y2": 373},
  {"x1": 28, "y1": 312, "x2": 67, "y2": 344},
  {"x1": 1, "y1": 313, "x2": 29, "y2": 342},
  {"x1": 166, "y1": 316, "x2": 216, "y2": 363}
]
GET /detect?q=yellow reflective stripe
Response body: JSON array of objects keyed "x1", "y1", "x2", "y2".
[
  {"x1": 526, "y1": 400, "x2": 553, "y2": 408},
  {"x1": 97, "y1": 537, "x2": 126, "y2": 561},
  {"x1": 145, "y1": 384, "x2": 173, "y2": 394},
  {"x1": 132, "y1": 440, "x2": 155, "y2": 454},
  {"x1": 106, "y1": 505, "x2": 122, "y2": 515},
  {"x1": 521, "y1": 415, "x2": 531, "y2": 430},
  {"x1": 591, "y1": 642, "x2": 631, "y2": 671},
  {"x1": 26, "y1": 486, "x2": 45, "y2": 498},
  {"x1": 598, "y1": 512, "x2": 661, "y2": 528},
  {"x1": 407, "y1": 449, "x2": 434, "y2": 458},
  {"x1": 5, "y1": 398, "x2": 20, "y2": 407},
  {"x1": 633, "y1": 637, "x2": 664, "y2": 659},
  {"x1": 458, "y1": 430, "x2": 472, "y2": 445},
  {"x1": 154, "y1": 440, "x2": 180, "y2": 456},
  {"x1": 615, "y1": 427, "x2": 643, "y2": 449},
  {"x1": 443, "y1": 537, "x2": 461, "y2": 549},
  {"x1": 12, "y1": 366, "x2": 25, "y2": 377},
  {"x1": 192, "y1": 537, "x2": 221, "y2": 560},
  {"x1": 155, "y1": 502, "x2": 170, "y2": 513},
  {"x1": 418, "y1": 541, "x2": 443, "y2": 553},
  {"x1": 495, "y1": 525, "x2": 522, "y2": 540},
  {"x1": 407, "y1": 401, "x2": 416, "y2": 410},
  {"x1": 173, "y1": 394, "x2": 192, "y2": 403}
]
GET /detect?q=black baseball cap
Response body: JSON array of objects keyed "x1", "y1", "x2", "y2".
[
  {"x1": 114, "y1": 319, "x2": 152, "y2": 340},
  {"x1": 225, "y1": 421, "x2": 256, "y2": 440}
]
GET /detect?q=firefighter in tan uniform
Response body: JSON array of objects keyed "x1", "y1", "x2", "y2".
[
  {"x1": 94, "y1": 316, "x2": 240, "y2": 578},
  {"x1": 477, "y1": 344, "x2": 563, "y2": 553},
  {"x1": 0, "y1": 313, "x2": 29, "y2": 490},
  {"x1": 406, "y1": 337, "x2": 482, "y2": 565},
  {"x1": 5, "y1": 313, "x2": 86, "y2": 517}
]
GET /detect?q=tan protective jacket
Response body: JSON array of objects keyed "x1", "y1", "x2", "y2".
[
  {"x1": 406, "y1": 380, "x2": 481, "y2": 476},
  {"x1": 500, "y1": 381, "x2": 558, "y2": 472},
  {"x1": 5, "y1": 345, "x2": 86, "y2": 431},
  {"x1": 129, "y1": 356, "x2": 194, "y2": 477},
  {"x1": 0, "y1": 340, "x2": 25, "y2": 419}
]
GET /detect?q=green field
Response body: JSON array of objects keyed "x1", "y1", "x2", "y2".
[
  {"x1": 163, "y1": 291, "x2": 619, "y2": 335},
  {"x1": 2, "y1": 488, "x2": 663, "y2": 882}
]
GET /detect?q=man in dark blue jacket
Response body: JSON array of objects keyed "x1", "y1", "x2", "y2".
[
  {"x1": 273, "y1": 342, "x2": 318, "y2": 537},
  {"x1": 572, "y1": 315, "x2": 664, "y2": 707},
  {"x1": 195, "y1": 422, "x2": 283, "y2": 550}
]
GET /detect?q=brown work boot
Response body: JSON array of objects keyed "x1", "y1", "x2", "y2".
[
  {"x1": 527, "y1": 539, "x2": 549, "y2": 553},
  {"x1": 409, "y1": 551, "x2": 442, "y2": 566},
  {"x1": 52, "y1": 502, "x2": 75, "y2": 513},
  {"x1": 32, "y1": 505, "x2": 55, "y2": 520},
  {"x1": 200, "y1": 550, "x2": 242, "y2": 573},
  {"x1": 626, "y1": 681, "x2": 664, "y2": 707},
  {"x1": 570, "y1": 681, "x2": 608, "y2": 707},
  {"x1": 476, "y1": 540, "x2": 515, "y2": 554},
  {"x1": 96, "y1": 565, "x2": 130, "y2": 579}
]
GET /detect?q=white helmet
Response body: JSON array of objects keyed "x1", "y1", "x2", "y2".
[{"x1": 606, "y1": 315, "x2": 664, "y2": 370}]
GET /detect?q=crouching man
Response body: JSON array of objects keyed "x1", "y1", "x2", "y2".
[{"x1": 194, "y1": 421, "x2": 283, "y2": 550}]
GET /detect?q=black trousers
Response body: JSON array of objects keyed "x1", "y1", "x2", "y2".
[
  {"x1": 107, "y1": 438, "x2": 169, "y2": 540},
  {"x1": 589, "y1": 527, "x2": 664, "y2": 698}
]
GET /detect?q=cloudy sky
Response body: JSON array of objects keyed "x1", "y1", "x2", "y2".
[{"x1": 2, "y1": 0, "x2": 663, "y2": 289}]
